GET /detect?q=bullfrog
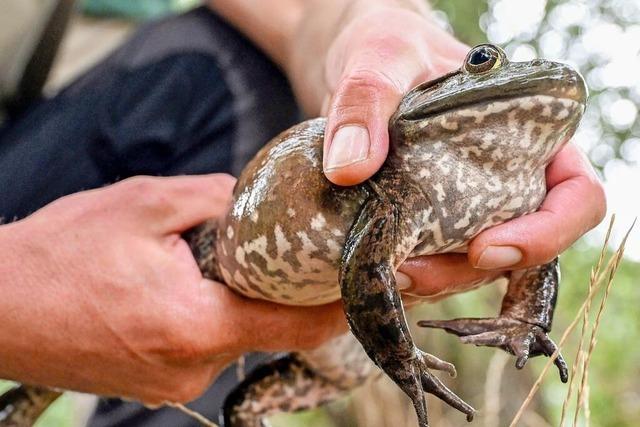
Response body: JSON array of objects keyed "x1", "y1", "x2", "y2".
[{"x1": 0, "y1": 44, "x2": 587, "y2": 427}]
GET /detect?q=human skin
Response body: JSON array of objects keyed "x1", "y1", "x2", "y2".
[
  {"x1": 0, "y1": 0, "x2": 605, "y2": 405},
  {"x1": 211, "y1": 0, "x2": 606, "y2": 291},
  {"x1": 0, "y1": 176, "x2": 348, "y2": 405}
]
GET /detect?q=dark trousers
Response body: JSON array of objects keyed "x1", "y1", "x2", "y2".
[{"x1": 0, "y1": 7, "x2": 300, "y2": 426}]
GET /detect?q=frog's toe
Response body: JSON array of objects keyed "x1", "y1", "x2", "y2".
[
  {"x1": 533, "y1": 329, "x2": 569, "y2": 382},
  {"x1": 420, "y1": 368, "x2": 475, "y2": 422},
  {"x1": 419, "y1": 316, "x2": 568, "y2": 383},
  {"x1": 420, "y1": 351, "x2": 457, "y2": 377},
  {"x1": 418, "y1": 317, "x2": 511, "y2": 336}
]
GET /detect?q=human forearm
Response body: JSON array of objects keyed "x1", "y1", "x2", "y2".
[{"x1": 0, "y1": 221, "x2": 42, "y2": 383}]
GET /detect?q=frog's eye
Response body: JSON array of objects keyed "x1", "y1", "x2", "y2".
[{"x1": 463, "y1": 44, "x2": 506, "y2": 74}]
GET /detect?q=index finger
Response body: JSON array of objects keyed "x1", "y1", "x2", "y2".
[{"x1": 115, "y1": 174, "x2": 237, "y2": 234}]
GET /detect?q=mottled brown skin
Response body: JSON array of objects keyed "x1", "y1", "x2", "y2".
[
  {"x1": 0, "y1": 386, "x2": 61, "y2": 426},
  {"x1": 0, "y1": 45, "x2": 587, "y2": 427},
  {"x1": 212, "y1": 45, "x2": 586, "y2": 427}
]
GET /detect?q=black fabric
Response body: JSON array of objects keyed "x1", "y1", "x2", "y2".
[
  {"x1": 0, "y1": 6, "x2": 300, "y2": 426},
  {"x1": 0, "y1": 52, "x2": 235, "y2": 220}
]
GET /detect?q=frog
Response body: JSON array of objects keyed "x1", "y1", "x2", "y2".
[{"x1": 0, "y1": 44, "x2": 587, "y2": 427}]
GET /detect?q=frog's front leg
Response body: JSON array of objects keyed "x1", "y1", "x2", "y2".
[
  {"x1": 419, "y1": 259, "x2": 568, "y2": 382},
  {"x1": 341, "y1": 196, "x2": 475, "y2": 427}
]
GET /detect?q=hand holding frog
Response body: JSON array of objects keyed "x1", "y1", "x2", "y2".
[
  {"x1": 0, "y1": 175, "x2": 345, "y2": 405},
  {"x1": 291, "y1": 0, "x2": 606, "y2": 295}
]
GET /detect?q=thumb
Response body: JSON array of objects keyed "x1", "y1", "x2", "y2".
[
  {"x1": 323, "y1": 68, "x2": 407, "y2": 186},
  {"x1": 321, "y1": 9, "x2": 464, "y2": 186}
]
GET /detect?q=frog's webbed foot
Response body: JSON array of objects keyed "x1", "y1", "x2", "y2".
[
  {"x1": 417, "y1": 352, "x2": 474, "y2": 422},
  {"x1": 341, "y1": 195, "x2": 475, "y2": 426},
  {"x1": 419, "y1": 316, "x2": 568, "y2": 382}
]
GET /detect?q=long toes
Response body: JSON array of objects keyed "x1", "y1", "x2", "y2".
[
  {"x1": 459, "y1": 331, "x2": 508, "y2": 347},
  {"x1": 553, "y1": 353, "x2": 569, "y2": 383},
  {"x1": 512, "y1": 334, "x2": 533, "y2": 369},
  {"x1": 537, "y1": 332, "x2": 569, "y2": 382},
  {"x1": 420, "y1": 351, "x2": 457, "y2": 378},
  {"x1": 418, "y1": 318, "x2": 497, "y2": 336},
  {"x1": 421, "y1": 370, "x2": 475, "y2": 422}
]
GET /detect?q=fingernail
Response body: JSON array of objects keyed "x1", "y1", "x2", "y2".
[
  {"x1": 325, "y1": 125, "x2": 370, "y2": 171},
  {"x1": 476, "y1": 246, "x2": 523, "y2": 269},
  {"x1": 396, "y1": 271, "x2": 413, "y2": 291}
]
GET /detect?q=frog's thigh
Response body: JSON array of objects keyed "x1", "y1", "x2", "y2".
[{"x1": 222, "y1": 354, "x2": 347, "y2": 427}]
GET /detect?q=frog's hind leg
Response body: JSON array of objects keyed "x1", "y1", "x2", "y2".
[
  {"x1": 0, "y1": 385, "x2": 62, "y2": 426},
  {"x1": 419, "y1": 259, "x2": 568, "y2": 382},
  {"x1": 340, "y1": 196, "x2": 475, "y2": 426},
  {"x1": 222, "y1": 354, "x2": 349, "y2": 427}
]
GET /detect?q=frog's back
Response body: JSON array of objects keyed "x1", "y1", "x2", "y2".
[{"x1": 216, "y1": 118, "x2": 367, "y2": 305}]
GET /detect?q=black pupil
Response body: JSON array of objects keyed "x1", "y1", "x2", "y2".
[{"x1": 469, "y1": 47, "x2": 493, "y2": 65}]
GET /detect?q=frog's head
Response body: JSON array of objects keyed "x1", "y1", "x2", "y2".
[{"x1": 391, "y1": 44, "x2": 587, "y2": 168}]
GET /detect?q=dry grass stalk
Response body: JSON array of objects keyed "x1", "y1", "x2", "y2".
[
  {"x1": 559, "y1": 216, "x2": 615, "y2": 425},
  {"x1": 166, "y1": 402, "x2": 220, "y2": 427},
  {"x1": 572, "y1": 218, "x2": 635, "y2": 426},
  {"x1": 509, "y1": 216, "x2": 634, "y2": 427},
  {"x1": 483, "y1": 351, "x2": 510, "y2": 427}
]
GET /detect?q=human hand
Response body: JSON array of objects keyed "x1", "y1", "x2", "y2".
[
  {"x1": 288, "y1": 1, "x2": 467, "y2": 185},
  {"x1": 0, "y1": 175, "x2": 345, "y2": 405},
  {"x1": 398, "y1": 144, "x2": 606, "y2": 297},
  {"x1": 289, "y1": 1, "x2": 605, "y2": 297}
]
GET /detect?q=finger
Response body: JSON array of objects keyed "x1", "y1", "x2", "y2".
[
  {"x1": 200, "y1": 282, "x2": 348, "y2": 354},
  {"x1": 469, "y1": 144, "x2": 606, "y2": 270},
  {"x1": 159, "y1": 174, "x2": 236, "y2": 232},
  {"x1": 397, "y1": 253, "x2": 503, "y2": 297},
  {"x1": 116, "y1": 174, "x2": 236, "y2": 234},
  {"x1": 419, "y1": 17, "x2": 469, "y2": 61},
  {"x1": 323, "y1": 11, "x2": 464, "y2": 186},
  {"x1": 322, "y1": 68, "x2": 410, "y2": 186},
  {"x1": 240, "y1": 299, "x2": 348, "y2": 352}
]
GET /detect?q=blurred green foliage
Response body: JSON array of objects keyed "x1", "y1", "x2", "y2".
[
  {"x1": 430, "y1": 0, "x2": 487, "y2": 45},
  {"x1": 81, "y1": 0, "x2": 199, "y2": 20}
]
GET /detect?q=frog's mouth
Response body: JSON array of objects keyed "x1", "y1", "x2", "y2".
[{"x1": 398, "y1": 61, "x2": 587, "y2": 121}]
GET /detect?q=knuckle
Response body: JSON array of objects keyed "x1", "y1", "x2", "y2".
[
  {"x1": 210, "y1": 174, "x2": 237, "y2": 197},
  {"x1": 330, "y1": 69, "x2": 402, "y2": 118},
  {"x1": 120, "y1": 176, "x2": 173, "y2": 212},
  {"x1": 119, "y1": 176, "x2": 157, "y2": 195},
  {"x1": 341, "y1": 69, "x2": 401, "y2": 98}
]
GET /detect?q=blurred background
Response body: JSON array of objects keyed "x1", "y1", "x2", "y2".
[{"x1": 2, "y1": 0, "x2": 638, "y2": 426}]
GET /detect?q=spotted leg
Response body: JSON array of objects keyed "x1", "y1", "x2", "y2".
[
  {"x1": 419, "y1": 259, "x2": 568, "y2": 382},
  {"x1": 341, "y1": 196, "x2": 475, "y2": 427},
  {"x1": 222, "y1": 354, "x2": 348, "y2": 427},
  {"x1": 0, "y1": 385, "x2": 62, "y2": 426}
]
